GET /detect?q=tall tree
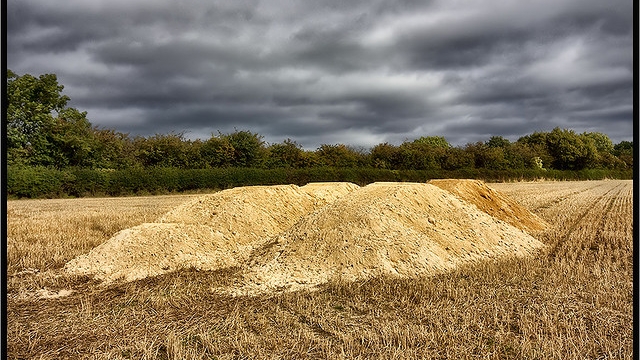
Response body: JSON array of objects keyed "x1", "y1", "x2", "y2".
[
  {"x1": 266, "y1": 139, "x2": 306, "y2": 168},
  {"x1": 315, "y1": 144, "x2": 360, "y2": 167},
  {"x1": 6, "y1": 70, "x2": 71, "y2": 165},
  {"x1": 486, "y1": 136, "x2": 511, "y2": 149},
  {"x1": 200, "y1": 135, "x2": 235, "y2": 168},
  {"x1": 223, "y1": 130, "x2": 266, "y2": 167},
  {"x1": 545, "y1": 128, "x2": 597, "y2": 170},
  {"x1": 369, "y1": 143, "x2": 400, "y2": 169},
  {"x1": 613, "y1": 141, "x2": 633, "y2": 169}
]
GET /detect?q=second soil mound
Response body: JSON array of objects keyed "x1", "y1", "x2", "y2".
[
  {"x1": 232, "y1": 182, "x2": 545, "y2": 294},
  {"x1": 429, "y1": 179, "x2": 548, "y2": 232}
]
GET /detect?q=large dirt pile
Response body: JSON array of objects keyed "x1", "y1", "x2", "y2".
[
  {"x1": 232, "y1": 182, "x2": 545, "y2": 294},
  {"x1": 65, "y1": 183, "x2": 360, "y2": 283},
  {"x1": 66, "y1": 181, "x2": 546, "y2": 289},
  {"x1": 429, "y1": 179, "x2": 548, "y2": 232}
]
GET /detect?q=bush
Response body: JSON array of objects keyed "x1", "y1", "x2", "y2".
[
  {"x1": 7, "y1": 166, "x2": 74, "y2": 198},
  {"x1": 6, "y1": 166, "x2": 633, "y2": 199}
]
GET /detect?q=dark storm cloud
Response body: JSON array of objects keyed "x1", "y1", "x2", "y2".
[{"x1": 7, "y1": 0, "x2": 633, "y2": 149}]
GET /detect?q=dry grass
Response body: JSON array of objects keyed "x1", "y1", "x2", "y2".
[{"x1": 6, "y1": 180, "x2": 633, "y2": 359}]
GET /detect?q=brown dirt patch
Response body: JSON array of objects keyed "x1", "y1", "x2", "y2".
[
  {"x1": 429, "y1": 179, "x2": 548, "y2": 232},
  {"x1": 231, "y1": 182, "x2": 545, "y2": 295}
]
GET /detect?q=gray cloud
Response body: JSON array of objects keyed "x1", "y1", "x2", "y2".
[{"x1": 7, "y1": 0, "x2": 633, "y2": 149}]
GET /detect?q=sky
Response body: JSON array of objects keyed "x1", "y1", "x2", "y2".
[{"x1": 7, "y1": 0, "x2": 634, "y2": 150}]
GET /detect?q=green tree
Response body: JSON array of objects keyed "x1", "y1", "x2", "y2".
[
  {"x1": 222, "y1": 130, "x2": 266, "y2": 167},
  {"x1": 47, "y1": 107, "x2": 97, "y2": 167},
  {"x1": 613, "y1": 141, "x2": 633, "y2": 169},
  {"x1": 413, "y1": 136, "x2": 451, "y2": 148},
  {"x1": 200, "y1": 135, "x2": 235, "y2": 168},
  {"x1": 133, "y1": 132, "x2": 191, "y2": 168},
  {"x1": 486, "y1": 136, "x2": 511, "y2": 149},
  {"x1": 507, "y1": 142, "x2": 538, "y2": 169},
  {"x1": 91, "y1": 128, "x2": 136, "y2": 169},
  {"x1": 397, "y1": 140, "x2": 446, "y2": 170},
  {"x1": 580, "y1": 132, "x2": 627, "y2": 169},
  {"x1": 545, "y1": 128, "x2": 597, "y2": 170},
  {"x1": 515, "y1": 133, "x2": 554, "y2": 169},
  {"x1": 464, "y1": 142, "x2": 508, "y2": 170},
  {"x1": 582, "y1": 132, "x2": 614, "y2": 154},
  {"x1": 266, "y1": 139, "x2": 306, "y2": 168},
  {"x1": 6, "y1": 70, "x2": 71, "y2": 165},
  {"x1": 315, "y1": 144, "x2": 360, "y2": 167},
  {"x1": 442, "y1": 147, "x2": 474, "y2": 170},
  {"x1": 370, "y1": 143, "x2": 401, "y2": 169}
]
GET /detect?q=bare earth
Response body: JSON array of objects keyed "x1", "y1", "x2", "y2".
[{"x1": 65, "y1": 180, "x2": 546, "y2": 292}]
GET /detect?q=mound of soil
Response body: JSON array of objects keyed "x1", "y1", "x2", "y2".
[
  {"x1": 300, "y1": 182, "x2": 361, "y2": 203},
  {"x1": 65, "y1": 183, "x2": 360, "y2": 283},
  {"x1": 66, "y1": 181, "x2": 546, "y2": 290},
  {"x1": 231, "y1": 182, "x2": 545, "y2": 294},
  {"x1": 158, "y1": 183, "x2": 360, "y2": 246},
  {"x1": 429, "y1": 179, "x2": 548, "y2": 232}
]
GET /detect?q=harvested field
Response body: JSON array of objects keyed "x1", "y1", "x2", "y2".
[{"x1": 6, "y1": 180, "x2": 633, "y2": 359}]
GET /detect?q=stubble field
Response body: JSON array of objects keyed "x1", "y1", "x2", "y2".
[{"x1": 6, "y1": 180, "x2": 633, "y2": 359}]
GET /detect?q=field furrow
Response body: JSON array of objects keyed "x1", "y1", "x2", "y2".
[{"x1": 491, "y1": 181, "x2": 601, "y2": 210}]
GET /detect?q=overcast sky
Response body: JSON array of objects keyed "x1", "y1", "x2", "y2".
[{"x1": 7, "y1": 0, "x2": 634, "y2": 149}]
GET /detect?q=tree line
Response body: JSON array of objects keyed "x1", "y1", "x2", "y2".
[{"x1": 6, "y1": 70, "x2": 634, "y2": 173}]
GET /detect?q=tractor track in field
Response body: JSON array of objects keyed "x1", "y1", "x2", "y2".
[{"x1": 545, "y1": 182, "x2": 625, "y2": 260}]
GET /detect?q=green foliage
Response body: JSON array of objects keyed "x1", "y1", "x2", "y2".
[
  {"x1": 47, "y1": 108, "x2": 97, "y2": 168},
  {"x1": 397, "y1": 141, "x2": 446, "y2": 170},
  {"x1": 90, "y1": 128, "x2": 135, "y2": 169},
  {"x1": 7, "y1": 166, "x2": 631, "y2": 198},
  {"x1": 201, "y1": 135, "x2": 235, "y2": 168},
  {"x1": 133, "y1": 132, "x2": 193, "y2": 168},
  {"x1": 222, "y1": 130, "x2": 266, "y2": 167},
  {"x1": 582, "y1": 132, "x2": 614, "y2": 154},
  {"x1": 6, "y1": 70, "x2": 70, "y2": 166},
  {"x1": 6, "y1": 69, "x2": 634, "y2": 198},
  {"x1": 613, "y1": 141, "x2": 633, "y2": 169},
  {"x1": 532, "y1": 157, "x2": 545, "y2": 170},
  {"x1": 545, "y1": 128, "x2": 597, "y2": 170},
  {"x1": 316, "y1": 144, "x2": 361, "y2": 167},
  {"x1": 370, "y1": 143, "x2": 401, "y2": 169},
  {"x1": 266, "y1": 139, "x2": 306, "y2": 168},
  {"x1": 485, "y1": 136, "x2": 511, "y2": 149},
  {"x1": 7, "y1": 166, "x2": 75, "y2": 198},
  {"x1": 464, "y1": 142, "x2": 508, "y2": 170},
  {"x1": 441, "y1": 147, "x2": 474, "y2": 170},
  {"x1": 412, "y1": 136, "x2": 451, "y2": 148}
]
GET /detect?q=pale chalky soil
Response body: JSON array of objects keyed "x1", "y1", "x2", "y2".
[
  {"x1": 65, "y1": 181, "x2": 545, "y2": 292},
  {"x1": 231, "y1": 182, "x2": 545, "y2": 295}
]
